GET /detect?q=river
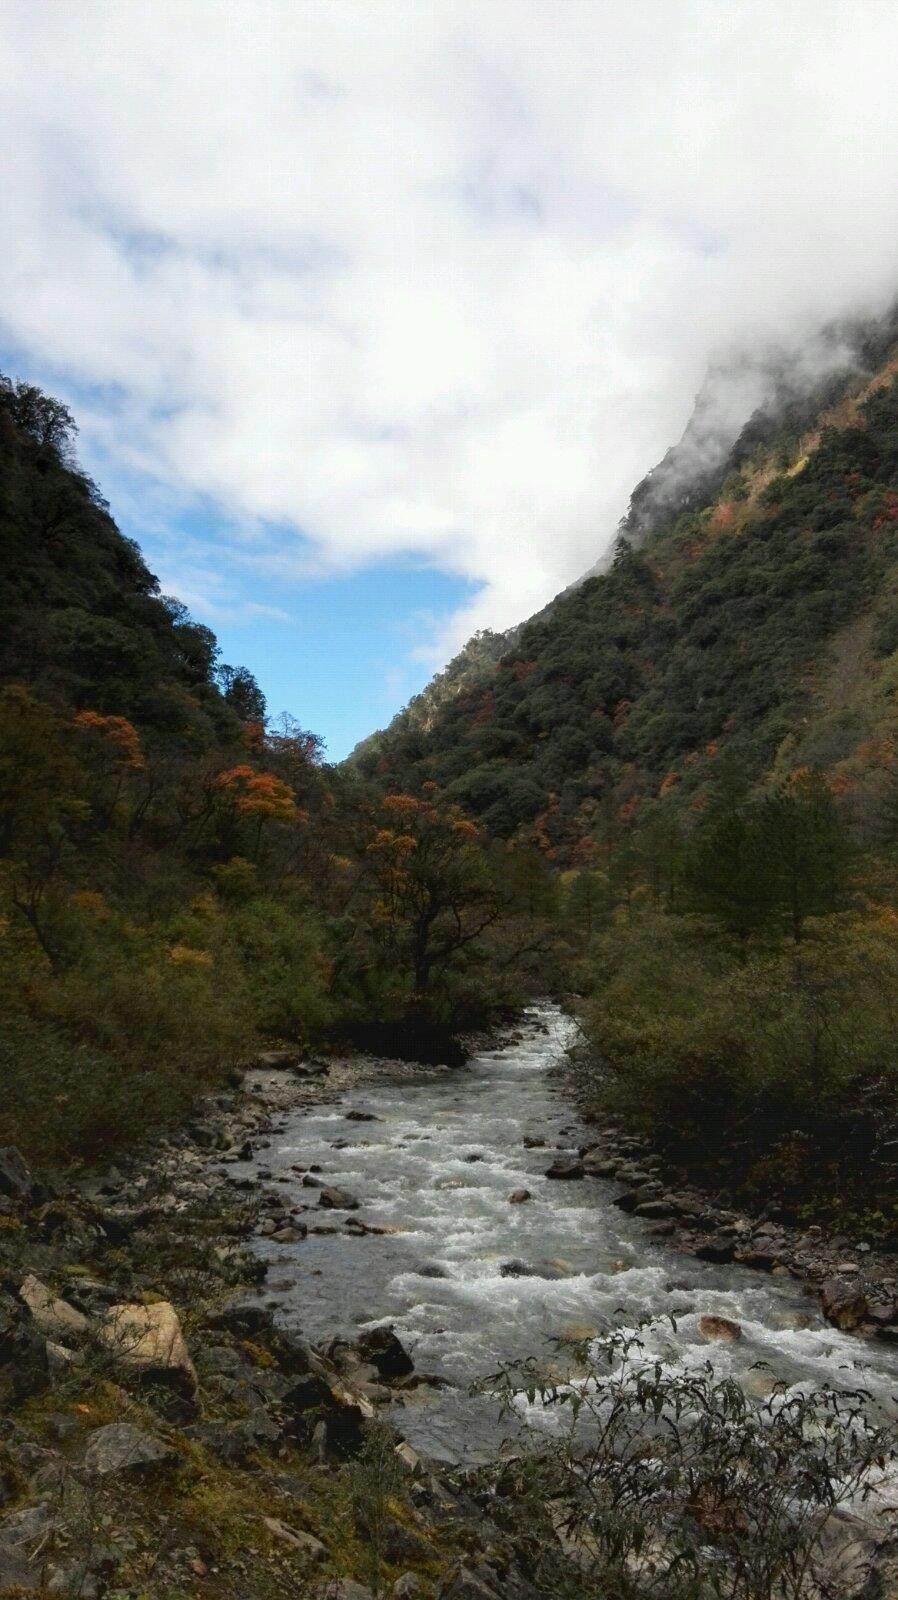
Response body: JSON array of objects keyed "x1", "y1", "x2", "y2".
[{"x1": 250, "y1": 1006, "x2": 898, "y2": 1464}]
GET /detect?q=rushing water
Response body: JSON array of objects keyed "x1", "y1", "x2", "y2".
[{"x1": 251, "y1": 1006, "x2": 898, "y2": 1464}]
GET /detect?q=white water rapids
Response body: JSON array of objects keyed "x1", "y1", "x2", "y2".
[{"x1": 251, "y1": 1006, "x2": 898, "y2": 1465}]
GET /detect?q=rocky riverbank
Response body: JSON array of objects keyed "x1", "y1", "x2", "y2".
[
  {"x1": 0, "y1": 1044, "x2": 542, "y2": 1600},
  {"x1": 554, "y1": 1091, "x2": 898, "y2": 1344},
  {"x1": 2, "y1": 1026, "x2": 897, "y2": 1599}
]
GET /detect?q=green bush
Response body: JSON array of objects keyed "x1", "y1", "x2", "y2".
[{"x1": 578, "y1": 909, "x2": 898, "y2": 1210}]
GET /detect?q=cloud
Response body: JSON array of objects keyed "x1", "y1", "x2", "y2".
[{"x1": 1, "y1": 0, "x2": 897, "y2": 666}]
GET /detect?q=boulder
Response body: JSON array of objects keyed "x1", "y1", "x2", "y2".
[
  {"x1": 634, "y1": 1198, "x2": 676, "y2": 1219},
  {"x1": 507, "y1": 1189, "x2": 531, "y2": 1204},
  {"x1": 500, "y1": 1259, "x2": 536, "y2": 1278},
  {"x1": 394, "y1": 1576, "x2": 424, "y2": 1598},
  {"x1": 83, "y1": 1422, "x2": 175, "y2": 1478},
  {"x1": 694, "y1": 1234, "x2": 735, "y2": 1264},
  {"x1": 319, "y1": 1187, "x2": 359, "y2": 1210},
  {"x1": 100, "y1": 1300, "x2": 197, "y2": 1395},
  {"x1": 820, "y1": 1278, "x2": 869, "y2": 1332},
  {"x1": 581, "y1": 1150, "x2": 619, "y2": 1177},
  {"x1": 18, "y1": 1274, "x2": 89, "y2": 1340},
  {"x1": 0, "y1": 1147, "x2": 32, "y2": 1200},
  {"x1": 699, "y1": 1314, "x2": 742, "y2": 1342},
  {"x1": 545, "y1": 1158, "x2": 584, "y2": 1180},
  {"x1": 354, "y1": 1325, "x2": 414, "y2": 1378}
]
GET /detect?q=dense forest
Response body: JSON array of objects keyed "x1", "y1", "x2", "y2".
[
  {"x1": 7, "y1": 327, "x2": 898, "y2": 1228},
  {"x1": 0, "y1": 376, "x2": 553, "y2": 1168},
  {"x1": 353, "y1": 328, "x2": 898, "y2": 1230}
]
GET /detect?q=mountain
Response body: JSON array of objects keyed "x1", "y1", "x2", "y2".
[{"x1": 353, "y1": 308, "x2": 898, "y2": 856}]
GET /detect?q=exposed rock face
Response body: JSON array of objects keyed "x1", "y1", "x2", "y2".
[
  {"x1": 0, "y1": 1147, "x2": 32, "y2": 1200},
  {"x1": 100, "y1": 1300, "x2": 197, "y2": 1395},
  {"x1": 699, "y1": 1315, "x2": 743, "y2": 1342},
  {"x1": 18, "y1": 1275, "x2": 89, "y2": 1340},
  {"x1": 82, "y1": 1422, "x2": 175, "y2": 1478}
]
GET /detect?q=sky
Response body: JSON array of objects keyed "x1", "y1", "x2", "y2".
[{"x1": 2, "y1": 3, "x2": 898, "y2": 757}]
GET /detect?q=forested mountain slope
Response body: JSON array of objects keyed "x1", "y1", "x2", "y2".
[
  {"x1": 0, "y1": 374, "x2": 535, "y2": 1168},
  {"x1": 355, "y1": 318, "x2": 898, "y2": 861}
]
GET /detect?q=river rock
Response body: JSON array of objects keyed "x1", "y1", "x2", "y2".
[
  {"x1": 346, "y1": 1110, "x2": 380, "y2": 1121},
  {"x1": 507, "y1": 1189, "x2": 531, "y2": 1203},
  {"x1": 694, "y1": 1233, "x2": 735, "y2": 1263},
  {"x1": 820, "y1": 1278, "x2": 869, "y2": 1331},
  {"x1": 319, "y1": 1186, "x2": 359, "y2": 1210},
  {"x1": 545, "y1": 1157, "x2": 584, "y2": 1180},
  {"x1": 83, "y1": 1422, "x2": 175, "y2": 1478},
  {"x1": 581, "y1": 1150, "x2": 619, "y2": 1177},
  {"x1": 100, "y1": 1299, "x2": 197, "y2": 1395},
  {"x1": 635, "y1": 1198, "x2": 676, "y2": 1218},
  {"x1": 354, "y1": 1325, "x2": 414, "y2": 1378},
  {"x1": 699, "y1": 1314, "x2": 742, "y2": 1342},
  {"x1": 18, "y1": 1275, "x2": 89, "y2": 1340}
]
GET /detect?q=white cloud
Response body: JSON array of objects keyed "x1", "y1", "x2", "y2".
[{"x1": 1, "y1": 0, "x2": 897, "y2": 662}]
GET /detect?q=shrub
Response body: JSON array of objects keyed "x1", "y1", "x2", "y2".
[{"x1": 577, "y1": 909, "x2": 898, "y2": 1211}]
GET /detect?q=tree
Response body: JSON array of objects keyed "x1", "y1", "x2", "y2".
[
  {"x1": 364, "y1": 789, "x2": 499, "y2": 998},
  {"x1": 216, "y1": 663, "x2": 267, "y2": 723},
  {"x1": 759, "y1": 770, "x2": 852, "y2": 942}
]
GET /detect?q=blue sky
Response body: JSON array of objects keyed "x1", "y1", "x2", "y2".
[
  {"x1": 0, "y1": 339, "x2": 477, "y2": 759},
  {"x1": 2, "y1": 2, "x2": 897, "y2": 762}
]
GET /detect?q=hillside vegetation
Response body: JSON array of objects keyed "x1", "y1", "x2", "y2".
[
  {"x1": 0, "y1": 376, "x2": 547, "y2": 1168},
  {"x1": 356, "y1": 329, "x2": 898, "y2": 1229}
]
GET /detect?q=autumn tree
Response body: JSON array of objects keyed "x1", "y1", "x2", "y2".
[{"x1": 364, "y1": 788, "x2": 499, "y2": 998}]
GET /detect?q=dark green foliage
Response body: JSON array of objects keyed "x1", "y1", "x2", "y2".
[
  {"x1": 358, "y1": 373, "x2": 898, "y2": 860},
  {"x1": 483, "y1": 1327, "x2": 894, "y2": 1599},
  {"x1": 0, "y1": 378, "x2": 250, "y2": 738}
]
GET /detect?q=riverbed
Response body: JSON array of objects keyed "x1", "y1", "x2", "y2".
[{"x1": 250, "y1": 1006, "x2": 898, "y2": 1464}]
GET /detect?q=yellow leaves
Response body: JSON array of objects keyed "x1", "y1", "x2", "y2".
[
  {"x1": 168, "y1": 944, "x2": 213, "y2": 967},
  {"x1": 450, "y1": 818, "x2": 478, "y2": 838},
  {"x1": 328, "y1": 853, "x2": 352, "y2": 871}
]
